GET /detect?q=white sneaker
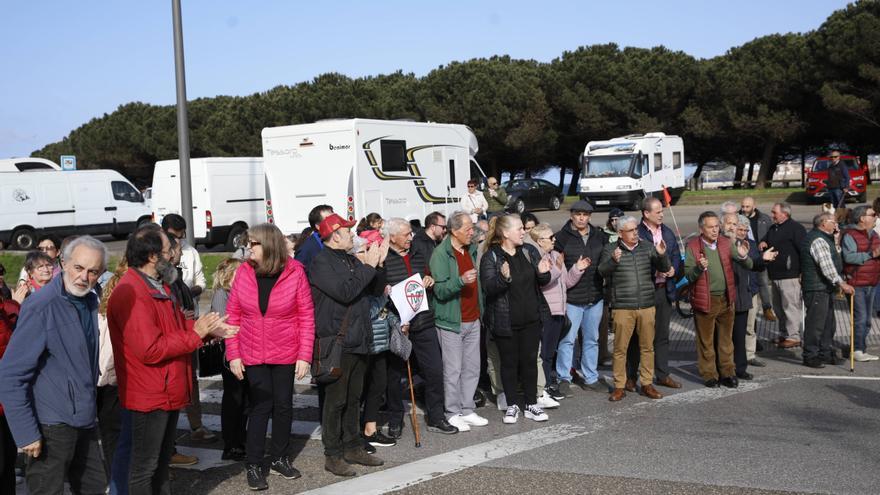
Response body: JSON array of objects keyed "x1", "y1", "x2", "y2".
[
  {"x1": 502, "y1": 405, "x2": 520, "y2": 424},
  {"x1": 524, "y1": 404, "x2": 549, "y2": 422},
  {"x1": 447, "y1": 414, "x2": 471, "y2": 432},
  {"x1": 460, "y1": 412, "x2": 489, "y2": 427},
  {"x1": 496, "y1": 392, "x2": 508, "y2": 411},
  {"x1": 536, "y1": 392, "x2": 560, "y2": 409},
  {"x1": 853, "y1": 350, "x2": 880, "y2": 362}
]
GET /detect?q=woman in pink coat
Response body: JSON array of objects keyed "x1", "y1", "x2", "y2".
[
  {"x1": 529, "y1": 223, "x2": 589, "y2": 401},
  {"x1": 226, "y1": 223, "x2": 315, "y2": 490}
]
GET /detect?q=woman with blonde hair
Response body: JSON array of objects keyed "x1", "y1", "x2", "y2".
[
  {"x1": 480, "y1": 215, "x2": 552, "y2": 424},
  {"x1": 225, "y1": 223, "x2": 315, "y2": 490}
]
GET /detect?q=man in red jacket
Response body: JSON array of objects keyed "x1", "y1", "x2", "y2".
[
  {"x1": 108, "y1": 224, "x2": 236, "y2": 494},
  {"x1": 683, "y1": 212, "x2": 752, "y2": 388}
]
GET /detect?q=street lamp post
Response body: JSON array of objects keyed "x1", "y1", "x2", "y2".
[{"x1": 171, "y1": 0, "x2": 195, "y2": 245}]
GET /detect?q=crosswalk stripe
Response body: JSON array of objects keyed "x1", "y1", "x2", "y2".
[{"x1": 176, "y1": 413, "x2": 322, "y2": 440}]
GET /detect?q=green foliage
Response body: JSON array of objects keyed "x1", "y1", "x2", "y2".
[{"x1": 29, "y1": 2, "x2": 880, "y2": 189}]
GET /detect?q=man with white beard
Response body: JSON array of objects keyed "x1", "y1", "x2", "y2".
[{"x1": 0, "y1": 235, "x2": 110, "y2": 493}]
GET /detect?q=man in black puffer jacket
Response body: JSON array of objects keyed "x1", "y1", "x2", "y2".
[
  {"x1": 598, "y1": 216, "x2": 671, "y2": 402},
  {"x1": 309, "y1": 214, "x2": 383, "y2": 476},
  {"x1": 381, "y1": 218, "x2": 457, "y2": 436},
  {"x1": 553, "y1": 200, "x2": 608, "y2": 395}
]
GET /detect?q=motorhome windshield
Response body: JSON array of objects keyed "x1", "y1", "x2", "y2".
[{"x1": 584, "y1": 155, "x2": 636, "y2": 178}]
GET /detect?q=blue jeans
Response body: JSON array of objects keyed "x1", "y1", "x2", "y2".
[
  {"x1": 557, "y1": 301, "x2": 603, "y2": 384},
  {"x1": 110, "y1": 408, "x2": 131, "y2": 495},
  {"x1": 853, "y1": 286, "x2": 874, "y2": 352},
  {"x1": 827, "y1": 188, "x2": 844, "y2": 208}
]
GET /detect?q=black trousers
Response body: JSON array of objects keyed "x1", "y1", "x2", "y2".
[
  {"x1": 221, "y1": 365, "x2": 249, "y2": 452},
  {"x1": 97, "y1": 385, "x2": 121, "y2": 479},
  {"x1": 362, "y1": 352, "x2": 388, "y2": 424},
  {"x1": 245, "y1": 364, "x2": 294, "y2": 464},
  {"x1": 542, "y1": 315, "x2": 565, "y2": 385},
  {"x1": 386, "y1": 327, "x2": 446, "y2": 425},
  {"x1": 803, "y1": 291, "x2": 836, "y2": 362},
  {"x1": 129, "y1": 410, "x2": 178, "y2": 495},
  {"x1": 26, "y1": 424, "x2": 107, "y2": 495},
  {"x1": 627, "y1": 287, "x2": 672, "y2": 381},
  {"x1": 0, "y1": 416, "x2": 18, "y2": 494},
  {"x1": 321, "y1": 353, "x2": 367, "y2": 457},
  {"x1": 733, "y1": 310, "x2": 749, "y2": 375},
  {"x1": 495, "y1": 324, "x2": 541, "y2": 408}
]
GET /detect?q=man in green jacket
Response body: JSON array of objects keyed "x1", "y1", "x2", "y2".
[
  {"x1": 429, "y1": 211, "x2": 487, "y2": 432},
  {"x1": 483, "y1": 177, "x2": 508, "y2": 218}
]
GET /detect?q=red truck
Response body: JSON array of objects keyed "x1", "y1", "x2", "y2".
[{"x1": 805, "y1": 154, "x2": 868, "y2": 204}]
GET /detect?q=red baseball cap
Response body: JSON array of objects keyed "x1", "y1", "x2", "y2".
[{"x1": 317, "y1": 213, "x2": 356, "y2": 239}]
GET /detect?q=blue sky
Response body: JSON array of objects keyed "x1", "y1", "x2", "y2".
[{"x1": 0, "y1": 0, "x2": 851, "y2": 160}]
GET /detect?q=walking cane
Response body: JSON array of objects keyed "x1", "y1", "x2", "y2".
[
  {"x1": 406, "y1": 359, "x2": 422, "y2": 447},
  {"x1": 850, "y1": 293, "x2": 855, "y2": 373}
]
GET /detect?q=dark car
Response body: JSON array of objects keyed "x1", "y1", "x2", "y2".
[{"x1": 502, "y1": 179, "x2": 564, "y2": 214}]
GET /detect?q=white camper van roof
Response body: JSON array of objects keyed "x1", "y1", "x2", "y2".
[{"x1": 0, "y1": 157, "x2": 62, "y2": 172}]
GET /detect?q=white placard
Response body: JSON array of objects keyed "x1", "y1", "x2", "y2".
[{"x1": 389, "y1": 273, "x2": 429, "y2": 325}]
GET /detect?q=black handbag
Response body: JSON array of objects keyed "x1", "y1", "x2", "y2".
[
  {"x1": 198, "y1": 341, "x2": 225, "y2": 378},
  {"x1": 311, "y1": 307, "x2": 353, "y2": 385}
]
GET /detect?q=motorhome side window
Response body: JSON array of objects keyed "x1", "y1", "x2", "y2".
[
  {"x1": 112, "y1": 181, "x2": 142, "y2": 202},
  {"x1": 380, "y1": 140, "x2": 407, "y2": 172},
  {"x1": 654, "y1": 153, "x2": 662, "y2": 171},
  {"x1": 673, "y1": 152, "x2": 682, "y2": 169}
]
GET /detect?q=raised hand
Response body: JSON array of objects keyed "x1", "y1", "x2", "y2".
[
  {"x1": 363, "y1": 242, "x2": 382, "y2": 267},
  {"x1": 378, "y1": 237, "x2": 390, "y2": 265},
  {"x1": 538, "y1": 258, "x2": 551, "y2": 274},
  {"x1": 500, "y1": 261, "x2": 511, "y2": 279},
  {"x1": 699, "y1": 254, "x2": 709, "y2": 270},
  {"x1": 737, "y1": 240, "x2": 750, "y2": 258},
  {"x1": 575, "y1": 256, "x2": 591, "y2": 271},
  {"x1": 11, "y1": 283, "x2": 28, "y2": 304},
  {"x1": 612, "y1": 247, "x2": 623, "y2": 263},
  {"x1": 762, "y1": 247, "x2": 779, "y2": 262}
]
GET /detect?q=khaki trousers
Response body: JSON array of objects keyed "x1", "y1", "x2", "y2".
[
  {"x1": 611, "y1": 307, "x2": 656, "y2": 389},
  {"x1": 694, "y1": 295, "x2": 735, "y2": 380}
]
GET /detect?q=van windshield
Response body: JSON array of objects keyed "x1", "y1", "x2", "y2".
[
  {"x1": 812, "y1": 159, "x2": 858, "y2": 172},
  {"x1": 584, "y1": 155, "x2": 635, "y2": 178}
]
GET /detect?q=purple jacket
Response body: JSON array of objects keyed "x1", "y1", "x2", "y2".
[{"x1": 539, "y1": 250, "x2": 585, "y2": 315}]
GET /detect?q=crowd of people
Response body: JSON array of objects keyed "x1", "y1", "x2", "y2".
[{"x1": 0, "y1": 178, "x2": 878, "y2": 493}]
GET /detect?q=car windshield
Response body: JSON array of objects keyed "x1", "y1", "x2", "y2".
[
  {"x1": 813, "y1": 159, "x2": 858, "y2": 172},
  {"x1": 584, "y1": 155, "x2": 635, "y2": 178},
  {"x1": 504, "y1": 180, "x2": 529, "y2": 192}
]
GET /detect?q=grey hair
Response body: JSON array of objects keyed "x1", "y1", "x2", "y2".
[
  {"x1": 774, "y1": 202, "x2": 792, "y2": 217},
  {"x1": 737, "y1": 214, "x2": 750, "y2": 228},
  {"x1": 851, "y1": 205, "x2": 871, "y2": 225},
  {"x1": 722, "y1": 212, "x2": 738, "y2": 224},
  {"x1": 62, "y1": 235, "x2": 108, "y2": 271},
  {"x1": 720, "y1": 201, "x2": 738, "y2": 215},
  {"x1": 813, "y1": 213, "x2": 835, "y2": 228},
  {"x1": 616, "y1": 215, "x2": 638, "y2": 233},
  {"x1": 448, "y1": 210, "x2": 471, "y2": 232},
  {"x1": 383, "y1": 217, "x2": 410, "y2": 237}
]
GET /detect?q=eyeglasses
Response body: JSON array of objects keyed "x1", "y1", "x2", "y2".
[
  {"x1": 247, "y1": 240, "x2": 262, "y2": 248},
  {"x1": 539, "y1": 236, "x2": 555, "y2": 241},
  {"x1": 34, "y1": 264, "x2": 53, "y2": 271},
  {"x1": 37, "y1": 246, "x2": 57, "y2": 252},
  {"x1": 467, "y1": 185, "x2": 476, "y2": 188}
]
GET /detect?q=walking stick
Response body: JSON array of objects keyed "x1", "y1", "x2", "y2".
[
  {"x1": 850, "y1": 293, "x2": 855, "y2": 373},
  {"x1": 406, "y1": 359, "x2": 422, "y2": 447}
]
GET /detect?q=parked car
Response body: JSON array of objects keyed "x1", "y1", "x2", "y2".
[
  {"x1": 805, "y1": 154, "x2": 867, "y2": 203},
  {"x1": 502, "y1": 179, "x2": 564, "y2": 214}
]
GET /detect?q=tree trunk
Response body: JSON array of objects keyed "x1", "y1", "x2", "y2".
[
  {"x1": 557, "y1": 165, "x2": 567, "y2": 190},
  {"x1": 755, "y1": 141, "x2": 776, "y2": 189},
  {"x1": 567, "y1": 168, "x2": 581, "y2": 196},
  {"x1": 800, "y1": 146, "x2": 807, "y2": 187},
  {"x1": 733, "y1": 162, "x2": 745, "y2": 189}
]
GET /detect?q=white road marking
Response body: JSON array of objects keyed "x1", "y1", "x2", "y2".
[{"x1": 798, "y1": 374, "x2": 880, "y2": 381}]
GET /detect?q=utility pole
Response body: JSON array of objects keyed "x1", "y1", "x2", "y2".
[{"x1": 172, "y1": 0, "x2": 194, "y2": 244}]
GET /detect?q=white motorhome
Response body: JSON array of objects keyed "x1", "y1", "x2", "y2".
[
  {"x1": 0, "y1": 157, "x2": 62, "y2": 172},
  {"x1": 578, "y1": 133, "x2": 685, "y2": 210},
  {"x1": 261, "y1": 119, "x2": 484, "y2": 232},
  {"x1": 0, "y1": 169, "x2": 151, "y2": 250},
  {"x1": 151, "y1": 157, "x2": 265, "y2": 249}
]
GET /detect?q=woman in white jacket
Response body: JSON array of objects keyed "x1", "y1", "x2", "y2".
[{"x1": 460, "y1": 179, "x2": 489, "y2": 223}]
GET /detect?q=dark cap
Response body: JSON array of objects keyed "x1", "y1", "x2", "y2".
[
  {"x1": 608, "y1": 208, "x2": 625, "y2": 219},
  {"x1": 569, "y1": 200, "x2": 594, "y2": 213}
]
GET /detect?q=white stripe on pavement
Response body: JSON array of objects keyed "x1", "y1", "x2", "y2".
[
  {"x1": 300, "y1": 379, "x2": 776, "y2": 495},
  {"x1": 798, "y1": 374, "x2": 880, "y2": 381},
  {"x1": 177, "y1": 413, "x2": 322, "y2": 440}
]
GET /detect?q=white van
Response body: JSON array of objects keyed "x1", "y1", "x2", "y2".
[
  {"x1": 262, "y1": 118, "x2": 485, "y2": 233},
  {"x1": 578, "y1": 133, "x2": 685, "y2": 210},
  {"x1": 0, "y1": 157, "x2": 62, "y2": 172},
  {"x1": 150, "y1": 157, "x2": 265, "y2": 249},
  {"x1": 0, "y1": 169, "x2": 151, "y2": 249}
]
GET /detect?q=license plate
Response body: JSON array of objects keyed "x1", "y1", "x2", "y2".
[{"x1": 595, "y1": 200, "x2": 610, "y2": 205}]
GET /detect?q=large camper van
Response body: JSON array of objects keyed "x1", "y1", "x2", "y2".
[
  {"x1": 150, "y1": 157, "x2": 265, "y2": 249},
  {"x1": 0, "y1": 169, "x2": 151, "y2": 249},
  {"x1": 261, "y1": 119, "x2": 485, "y2": 233},
  {"x1": 578, "y1": 133, "x2": 685, "y2": 210}
]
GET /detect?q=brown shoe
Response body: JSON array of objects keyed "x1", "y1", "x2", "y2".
[
  {"x1": 639, "y1": 384, "x2": 663, "y2": 400},
  {"x1": 343, "y1": 447, "x2": 384, "y2": 467},
  {"x1": 325, "y1": 455, "x2": 356, "y2": 477},
  {"x1": 169, "y1": 452, "x2": 198, "y2": 467},
  {"x1": 609, "y1": 388, "x2": 626, "y2": 402},
  {"x1": 763, "y1": 308, "x2": 777, "y2": 321},
  {"x1": 779, "y1": 338, "x2": 801, "y2": 349},
  {"x1": 655, "y1": 376, "x2": 682, "y2": 389},
  {"x1": 624, "y1": 379, "x2": 637, "y2": 393}
]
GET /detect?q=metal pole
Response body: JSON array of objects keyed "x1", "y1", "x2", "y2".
[{"x1": 172, "y1": 0, "x2": 194, "y2": 245}]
